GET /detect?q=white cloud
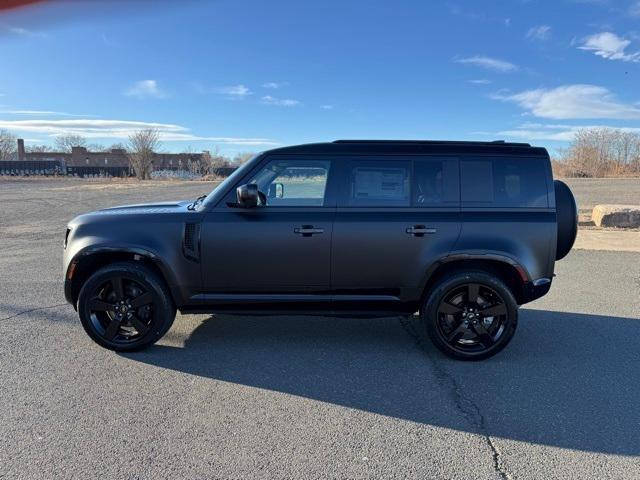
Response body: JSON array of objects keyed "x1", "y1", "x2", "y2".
[
  {"x1": 124, "y1": 80, "x2": 167, "y2": 99},
  {"x1": 0, "y1": 119, "x2": 277, "y2": 145},
  {"x1": 6, "y1": 26, "x2": 47, "y2": 38},
  {"x1": 213, "y1": 84, "x2": 253, "y2": 97},
  {"x1": 0, "y1": 110, "x2": 94, "y2": 117},
  {"x1": 492, "y1": 84, "x2": 640, "y2": 120},
  {"x1": 262, "y1": 82, "x2": 288, "y2": 89},
  {"x1": 497, "y1": 123, "x2": 640, "y2": 142},
  {"x1": 320, "y1": 104, "x2": 334, "y2": 110},
  {"x1": 455, "y1": 55, "x2": 518, "y2": 72},
  {"x1": 578, "y1": 32, "x2": 640, "y2": 62},
  {"x1": 469, "y1": 79, "x2": 492, "y2": 85},
  {"x1": 526, "y1": 25, "x2": 552, "y2": 41},
  {"x1": 261, "y1": 95, "x2": 301, "y2": 107}
]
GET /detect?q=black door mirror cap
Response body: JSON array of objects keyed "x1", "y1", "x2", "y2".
[{"x1": 236, "y1": 183, "x2": 259, "y2": 208}]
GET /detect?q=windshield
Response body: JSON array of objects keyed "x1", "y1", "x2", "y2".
[{"x1": 200, "y1": 154, "x2": 261, "y2": 209}]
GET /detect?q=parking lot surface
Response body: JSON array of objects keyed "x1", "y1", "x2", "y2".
[{"x1": 1, "y1": 179, "x2": 639, "y2": 479}]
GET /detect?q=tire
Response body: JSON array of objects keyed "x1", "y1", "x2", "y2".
[
  {"x1": 77, "y1": 261, "x2": 176, "y2": 351},
  {"x1": 554, "y1": 180, "x2": 578, "y2": 260},
  {"x1": 422, "y1": 271, "x2": 518, "y2": 361}
]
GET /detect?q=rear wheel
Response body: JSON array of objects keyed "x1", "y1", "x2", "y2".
[
  {"x1": 77, "y1": 262, "x2": 175, "y2": 351},
  {"x1": 422, "y1": 271, "x2": 518, "y2": 360}
]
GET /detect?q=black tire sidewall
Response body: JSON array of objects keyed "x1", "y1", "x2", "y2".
[
  {"x1": 77, "y1": 262, "x2": 175, "y2": 351},
  {"x1": 554, "y1": 180, "x2": 578, "y2": 260},
  {"x1": 422, "y1": 271, "x2": 518, "y2": 361}
]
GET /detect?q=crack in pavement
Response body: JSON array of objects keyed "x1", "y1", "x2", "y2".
[
  {"x1": 399, "y1": 315, "x2": 511, "y2": 480},
  {"x1": 0, "y1": 303, "x2": 68, "y2": 322}
]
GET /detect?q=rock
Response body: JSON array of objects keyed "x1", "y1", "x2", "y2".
[{"x1": 592, "y1": 204, "x2": 640, "y2": 228}]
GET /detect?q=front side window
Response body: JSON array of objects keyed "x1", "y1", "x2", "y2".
[
  {"x1": 343, "y1": 160, "x2": 411, "y2": 206},
  {"x1": 248, "y1": 159, "x2": 331, "y2": 206}
]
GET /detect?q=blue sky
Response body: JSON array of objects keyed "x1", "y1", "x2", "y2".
[{"x1": 0, "y1": 0, "x2": 639, "y2": 155}]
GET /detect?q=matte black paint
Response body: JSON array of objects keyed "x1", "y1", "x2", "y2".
[{"x1": 64, "y1": 140, "x2": 571, "y2": 316}]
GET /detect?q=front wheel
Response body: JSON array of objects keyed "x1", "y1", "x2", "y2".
[
  {"x1": 77, "y1": 262, "x2": 176, "y2": 351},
  {"x1": 422, "y1": 271, "x2": 518, "y2": 360}
]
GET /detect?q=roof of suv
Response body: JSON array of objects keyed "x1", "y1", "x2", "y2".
[{"x1": 266, "y1": 139, "x2": 548, "y2": 157}]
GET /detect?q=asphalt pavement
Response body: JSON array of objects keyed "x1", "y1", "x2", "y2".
[{"x1": 1, "y1": 178, "x2": 639, "y2": 479}]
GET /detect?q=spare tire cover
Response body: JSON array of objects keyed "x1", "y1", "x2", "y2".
[{"x1": 554, "y1": 180, "x2": 578, "y2": 260}]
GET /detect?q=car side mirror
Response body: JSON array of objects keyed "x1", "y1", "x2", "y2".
[
  {"x1": 268, "y1": 182, "x2": 284, "y2": 199},
  {"x1": 236, "y1": 183, "x2": 259, "y2": 208}
]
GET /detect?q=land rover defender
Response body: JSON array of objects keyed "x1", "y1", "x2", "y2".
[{"x1": 63, "y1": 140, "x2": 577, "y2": 360}]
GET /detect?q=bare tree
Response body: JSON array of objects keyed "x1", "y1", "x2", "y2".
[
  {"x1": 26, "y1": 144, "x2": 54, "y2": 153},
  {"x1": 232, "y1": 151, "x2": 255, "y2": 166},
  {"x1": 559, "y1": 128, "x2": 640, "y2": 177},
  {"x1": 0, "y1": 129, "x2": 17, "y2": 161},
  {"x1": 86, "y1": 143, "x2": 106, "y2": 152},
  {"x1": 106, "y1": 142, "x2": 127, "y2": 152},
  {"x1": 200, "y1": 147, "x2": 230, "y2": 174},
  {"x1": 54, "y1": 134, "x2": 87, "y2": 153},
  {"x1": 128, "y1": 129, "x2": 160, "y2": 179}
]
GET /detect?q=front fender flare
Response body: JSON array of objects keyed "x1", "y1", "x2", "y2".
[{"x1": 64, "y1": 244, "x2": 181, "y2": 307}]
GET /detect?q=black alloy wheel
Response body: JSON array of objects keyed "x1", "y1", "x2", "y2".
[
  {"x1": 78, "y1": 262, "x2": 176, "y2": 351},
  {"x1": 423, "y1": 271, "x2": 518, "y2": 360},
  {"x1": 87, "y1": 275, "x2": 155, "y2": 344},
  {"x1": 437, "y1": 283, "x2": 508, "y2": 351}
]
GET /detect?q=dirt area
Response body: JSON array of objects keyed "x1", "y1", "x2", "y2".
[{"x1": 561, "y1": 177, "x2": 640, "y2": 219}]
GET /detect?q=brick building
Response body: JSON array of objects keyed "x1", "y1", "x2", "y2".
[{"x1": 15, "y1": 138, "x2": 205, "y2": 173}]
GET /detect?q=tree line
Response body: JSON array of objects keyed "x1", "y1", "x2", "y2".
[
  {"x1": 0, "y1": 128, "x2": 255, "y2": 179},
  {"x1": 5, "y1": 126, "x2": 638, "y2": 179},
  {"x1": 552, "y1": 128, "x2": 640, "y2": 178}
]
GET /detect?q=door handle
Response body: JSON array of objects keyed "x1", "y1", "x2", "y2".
[
  {"x1": 406, "y1": 225, "x2": 437, "y2": 237},
  {"x1": 294, "y1": 225, "x2": 324, "y2": 237}
]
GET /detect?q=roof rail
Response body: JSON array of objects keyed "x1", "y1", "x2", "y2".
[{"x1": 332, "y1": 139, "x2": 531, "y2": 147}]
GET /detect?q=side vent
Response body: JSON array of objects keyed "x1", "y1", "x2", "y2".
[{"x1": 182, "y1": 222, "x2": 201, "y2": 262}]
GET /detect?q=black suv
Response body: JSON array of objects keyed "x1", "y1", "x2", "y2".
[{"x1": 63, "y1": 140, "x2": 577, "y2": 360}]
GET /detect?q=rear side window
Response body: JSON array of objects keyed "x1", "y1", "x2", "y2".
[
  {"x1": 413, "y1": 157, "x2": 459, "y2": 206},
  {"x1": 344, "y1": 160, "x2": 410, "y2": 206},
  {"x1": 461, "y1": 157, "x2": 548, "y2": 207}
]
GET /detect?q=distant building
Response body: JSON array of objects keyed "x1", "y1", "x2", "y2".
[{"x1": 16, "y1": 138, "x2": 206, "y2": 172}]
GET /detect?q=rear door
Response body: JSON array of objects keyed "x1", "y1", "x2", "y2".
[{"x1": 331, "y1": 156, "x2": 461, "y2": 303}]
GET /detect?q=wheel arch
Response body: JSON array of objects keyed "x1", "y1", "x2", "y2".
[
  {"x1": 420, "y1": 254, "x2": 530, "y2": 306},
  {"x1": 65, "y1": 246, "x2": 179, "y2": 309}
]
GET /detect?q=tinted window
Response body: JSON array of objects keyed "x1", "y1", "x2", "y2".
[
  {"x1": 413, "y1": 158, "x2": 459, "y2": 206},
  {"x1": 249, "y1": 159, "x2": 330, "y2": 206},
  {"x1": 461, "y1": 157, "x2": 548, "y2": 207},
  {"x1": 344, "y1": 160, "x2": 410, "y2": 206}
]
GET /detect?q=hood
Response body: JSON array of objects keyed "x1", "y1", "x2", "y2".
[
  {"x1": 68, "y1": 200, "x2": 194, "y2": 228},
  {"x1": 96, "y1": 200, "x2": 192, "y2": 215}
]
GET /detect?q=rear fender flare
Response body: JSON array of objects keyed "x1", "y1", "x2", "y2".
[{"x1": 418, "y1": 252, "x2": 531, "y2": 304}]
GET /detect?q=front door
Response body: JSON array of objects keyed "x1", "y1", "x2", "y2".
[{"x1": 201, "y1": 156, "x2": 335, "y2": 296}]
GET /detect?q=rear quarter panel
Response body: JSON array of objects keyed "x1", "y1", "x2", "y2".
[{"x1": 452, "y1": 209, "x2": 556, "y2": 281}]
